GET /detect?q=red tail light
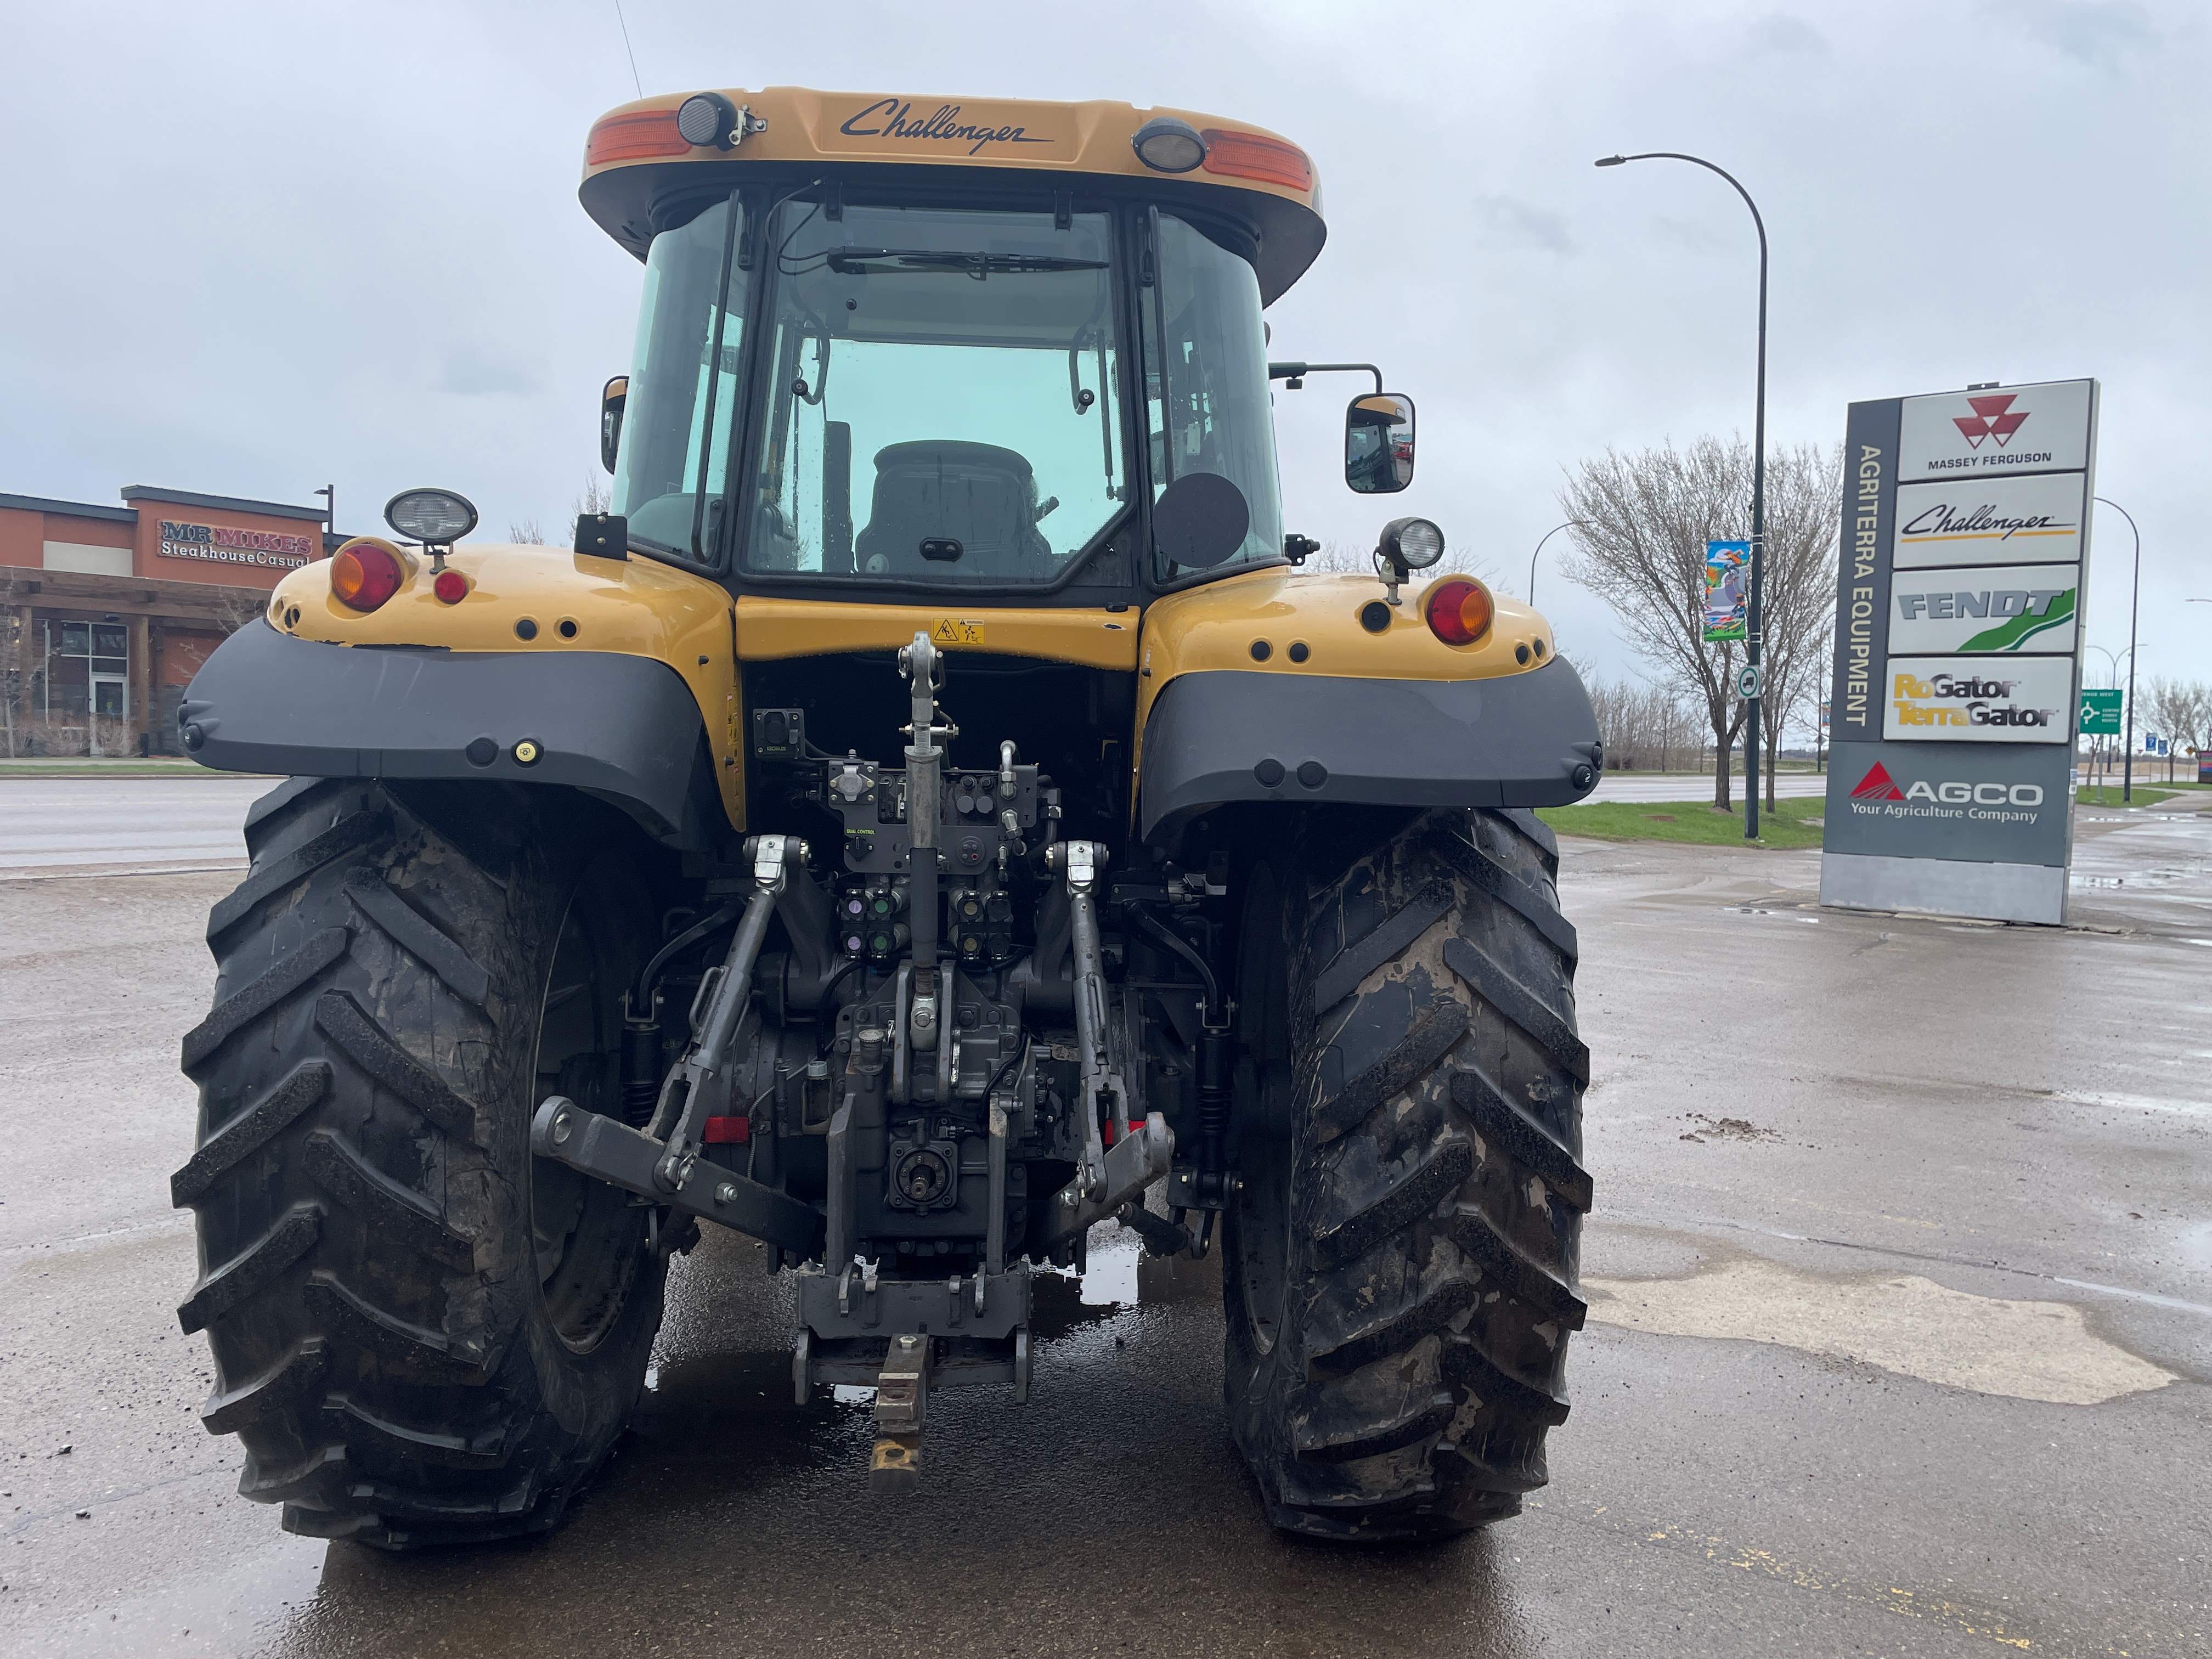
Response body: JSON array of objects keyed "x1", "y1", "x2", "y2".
[
  {"x1": 1200, "y1": 128, "x2": 1314, "y2": 192},
  {"x1": 1423, "y1": 577, "x2": 1494, "y2": 647},
  {"x1": 330, "y1": 538, "x2": 406, "y2": 613},
  {"x1": 586, "y1": 109, "x2": 690, "y2": 167},
  {"x1": 432, "y1": 568, "x2": 470, "y2": 605}
]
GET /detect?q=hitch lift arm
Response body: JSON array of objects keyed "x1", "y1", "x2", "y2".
[{"x1": 529, "y1": 832, "x2": 827, "y2": 1259}]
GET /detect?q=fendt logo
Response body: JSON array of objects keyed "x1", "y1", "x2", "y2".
[
  {"x1": 1953, "y1": 393, "x2": 2030, "y2": 450},
  {"x1": 1849, "y1": 760, "x2": 2045, "y2": 814}
]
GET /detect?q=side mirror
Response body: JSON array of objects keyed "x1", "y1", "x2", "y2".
[
  {"x1": 600, "y1": 375, "x2": 628, "y2": 475},
  {"x1": 1345, "y1": 392, "x2": 1415, "y2": 494}
]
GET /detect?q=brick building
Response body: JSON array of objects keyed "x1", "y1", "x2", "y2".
[{"x1": 1, "y1": 485, "x2": 334, "y2": 757}]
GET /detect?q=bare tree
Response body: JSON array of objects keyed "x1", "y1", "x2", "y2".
[
  {"x1": 0, "y1": 567, "x2": 24, "y2": 757},
  {"x1": 1297, "y1": 539, "x2": 1376, "y2": 575},
  {"x1": 2143, "y1": 676, "x2": 2212, "y2": 783},
  {"x1": 1559, "y1": 436, "x2": 1838, "y2": 814},
  {"x1": 1294, "y1": 533, "x2": 1493, "y2": 583},
  {"x1": 204, "y1": 583, "x2": 274, "y2": 635},
  {"x1": 1584, "y1": 676, "x2": 1706, "y2": 771},
  {"x1": 504, "y1": 467, "x2": 612, "y2": 550},
  {"x1": 1751, "y1": 442, "x2": 1842, "y2": 806},
  {"x1": 569, "y1": 472, "x2": 611, "y2": 548}
]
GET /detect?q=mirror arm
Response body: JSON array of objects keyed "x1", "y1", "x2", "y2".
[{"x1": 1268, "y1": 361, "x2": 1384, "y2": 394}]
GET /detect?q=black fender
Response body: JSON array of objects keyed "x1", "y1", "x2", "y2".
[
  {"x1": 177, "y1": 622, "x2": 723, "y2": 848},
  {"x1": 1138, "y1": 657, "x2": 1602, "y2": 843}
]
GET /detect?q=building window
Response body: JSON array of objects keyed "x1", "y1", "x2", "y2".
[{"x1": 57, "y1": 622, "x2": 129, "y2": 676}]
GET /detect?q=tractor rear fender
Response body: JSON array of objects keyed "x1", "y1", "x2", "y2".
[
  {"x1": 178, "y1": 622, "x2": 726, "y2": 849},
  {"x1": 1133, "y1": 569, "x2": 1601, "y2": 844},
  {"x1": 1137, "y1": 659, "x2": 1602, "y2": 843}
]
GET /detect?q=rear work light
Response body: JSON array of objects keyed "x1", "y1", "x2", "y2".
[
  {"x1": 585, "y1": 109, "x2": 691, "y2": 167},
  {"x1": 1199, "y1": 128, "x2": 1314, "y2": 192},
  {"x1": 1423, "y1": 576, "x2": 1494, "y2": 647},
  {"x1": 330, "y1": 538, "x2": 407, "y2": 613}
]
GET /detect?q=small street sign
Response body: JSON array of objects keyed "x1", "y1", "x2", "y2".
[
  {"x1": 1736, "y1": 663, "x2": 1762, "y2": 701},
  {"x1": 2080, "y1": 688, "x2": 2123, "y2": 735}
]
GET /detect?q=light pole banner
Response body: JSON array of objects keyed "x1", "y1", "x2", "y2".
[
  {"x1": 1702, "y1": 540, "x2": 1750, "y2": 641},
  {"x1": 1887, "y1": 564, "x2": 2079, "y2": 655},
  {"x1": 1892, "y1": 471, "x2": 2086, "y2": 569},
  {"x1": 1822, "y1": 377, "x2": 2098, "y2": 925}
]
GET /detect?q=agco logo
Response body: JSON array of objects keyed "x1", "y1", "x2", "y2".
[
  {"x1": 1850, "y1": 761, "x2": 2044, "y2": 809},
  {"x1": 1953, "y1": 393, "x2": 2029, "y2": 450}
]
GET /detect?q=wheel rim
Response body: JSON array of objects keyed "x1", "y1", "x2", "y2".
[
  {"x1": 530, "y1": 864, "x2": 646, "y2": 1353},
  {"x1": 1230, "y1": 861, "x2": 1293, "y2": 1357}
]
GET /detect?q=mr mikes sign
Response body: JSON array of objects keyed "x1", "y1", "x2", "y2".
[{"x1": 157, "y1": 519, "x2": 316, "y2": 571}]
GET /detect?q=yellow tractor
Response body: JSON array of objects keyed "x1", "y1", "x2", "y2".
[{"x1": 172, "y1": 86, "x2": 1601, "y2": 1548}]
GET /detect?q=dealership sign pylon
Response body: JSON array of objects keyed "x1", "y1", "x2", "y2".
[{"x1": 1820, "y1": 378, "x2": 2098, "y2": 925}]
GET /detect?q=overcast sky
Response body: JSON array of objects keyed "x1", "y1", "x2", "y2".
[{"x1": 4, "y1": 1, "x2": 2205, "y2": 727}]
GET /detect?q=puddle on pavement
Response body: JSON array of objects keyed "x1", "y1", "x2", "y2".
[
  {"x1": 2072, "y1": 865, "x2": 2195, "y2": 890},
  {"x1": 2179, "y1": 1222, "x2": 2212, "y2": 1273},
  {"x1": 1586, "y1": 1256, "x2": 2177, "y2": 1406},
  {"x1": 2052, "y1": 1088, "x2": 2212, "y2": 1121}
]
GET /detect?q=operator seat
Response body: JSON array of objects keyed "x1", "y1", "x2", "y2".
[{"x1": 853, "y1": 441, "x2": 1053, "y2": 577}]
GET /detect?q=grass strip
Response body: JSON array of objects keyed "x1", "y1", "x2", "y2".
[
  {"x1": 1537, "y1": 795, "x2": 1825, "y2": 849},
  {"x1": 2074, "y1": 786, "x2": 2177, "y2": 809}
]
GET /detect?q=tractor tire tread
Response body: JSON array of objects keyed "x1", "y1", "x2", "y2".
[
  {"x1": 207, "y1": 805, "x2": 389, "y2": 945},
  {"x1": 170, "y1": 1061, "x2": 331, "y2": 1207},
  {"x1": 176, "y1": 1203, "x2": 324, "y2": 1335},
  {"x1": 178, "y1": 777, "x2": 664, "y2": 1551},
  {"x1": 179, "y1": 927, "x2": 350, "y2": 1075},
  {"x1": 1227, "y1": 807, "x2": 1588, "y2": 1544}
]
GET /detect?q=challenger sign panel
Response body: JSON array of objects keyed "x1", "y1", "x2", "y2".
[{"x1": 1891, "y1": 472, "x2": 2086, "y2": 569}]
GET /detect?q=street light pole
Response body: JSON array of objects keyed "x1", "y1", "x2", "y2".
[
  {"x1": 1598, "y1": 151, "x2": 1768, "y2": 839},
  {"x1": 1528, "y1": 520, "x2": 1591, "y2": 607},
  {"x1": 2095, "y1": 497, "x2": 2141, "y2": 803}
]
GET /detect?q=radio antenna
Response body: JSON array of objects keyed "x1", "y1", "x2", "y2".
[{"x1": 612, "y1": 0, "x2": 644, "y2": 98}]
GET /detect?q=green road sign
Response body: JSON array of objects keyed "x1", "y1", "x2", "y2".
[{"x1": 2080, "y1": 688, "x2": 2123, "y2": 735}]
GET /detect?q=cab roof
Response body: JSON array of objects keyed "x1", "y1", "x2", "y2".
[{"x1": 580, "y1": 86, "x2": 1327, "y2": 306}]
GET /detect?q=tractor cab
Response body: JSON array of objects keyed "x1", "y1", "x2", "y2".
[{"x1": 583, "y1": 88, "x2": 1376, "y2": 602}]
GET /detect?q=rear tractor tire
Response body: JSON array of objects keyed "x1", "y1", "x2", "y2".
[
  {"x1": 1224, "y1": 807, "x2": 1591, "y2": 1542},
  {"x1": 172, "y1": 777, "x2": 669, "y2": 1549}
]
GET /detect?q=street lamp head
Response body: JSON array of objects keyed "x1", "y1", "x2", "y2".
[{"x1": 1594, "y1": 155, "x2": 1627, "y2": 167}]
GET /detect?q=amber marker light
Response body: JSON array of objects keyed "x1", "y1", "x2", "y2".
[
  {"x1": 1423, "y1": 576, "x2": 1494, "y2": 647},
  {"x1": 329, "y1": 538, "x2": 407, "y2": 613},
  {"x1": 1200, "y1": 128, "x2": 1314, "y2": 191},
  {"x1": 585, "y1": 110, "x2": 690, "y2": 167}
]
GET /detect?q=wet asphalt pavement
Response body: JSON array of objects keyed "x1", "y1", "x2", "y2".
[{"x1": 2, "y1": 783, "x2": 2208, "y2": 1656}]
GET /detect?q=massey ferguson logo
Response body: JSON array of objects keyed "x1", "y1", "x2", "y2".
[
  {"x1": 1954, "y1": 393, "x2": 2029, "y2": 450},
  {"x1": 1850, "y1": 761, "x2": 2044, "y2": 812}
]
